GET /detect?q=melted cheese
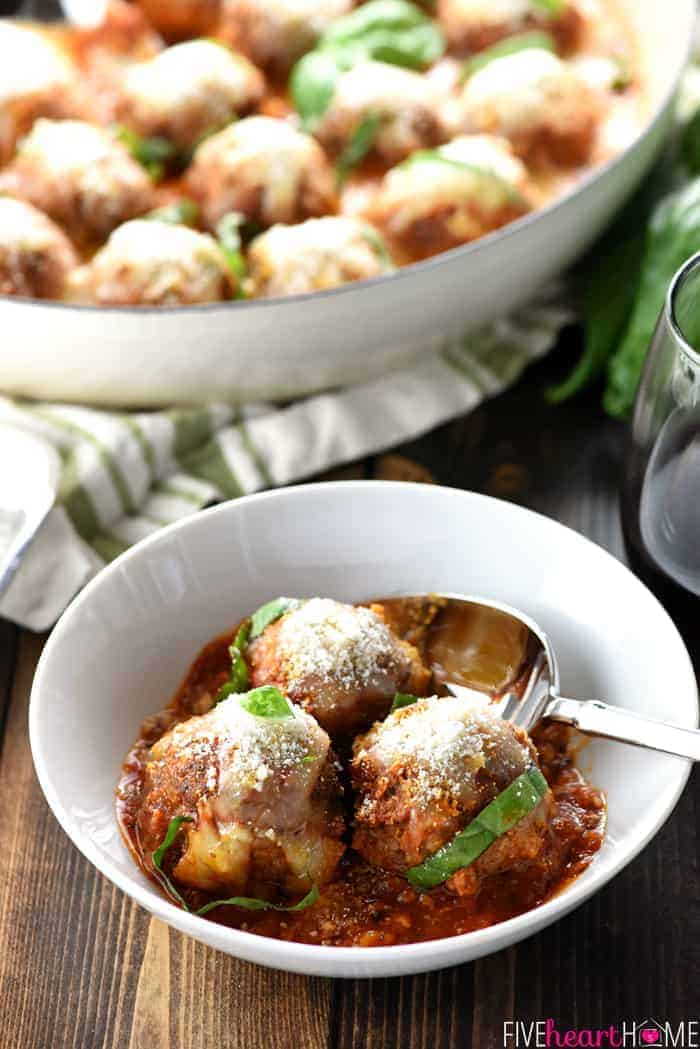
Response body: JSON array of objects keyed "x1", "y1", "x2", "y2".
[
  {"x1": 194, "y1": 116, "x2": 321, "y2": 220},
  {"x1": 463, "y1": 48, "x2": 588, "y2": 136},
  {"x1": 331, "y1": 60, "x2": 436, "y2": 114},
  {"x1": 123, "y1": 39, "x2": 260, "y2": 116},
  {"x1": 0, "y1": 23, "x2": 73, "y2": 105},
  {"x1": 247, "y1": 216, "x2": 391, "y2": 295},
  {"x1": 0, "y1": 196, "x2": 66, "y2": 252},
  {"x1": 444, "y1": 0, "x2": 545, "y2": 25}
]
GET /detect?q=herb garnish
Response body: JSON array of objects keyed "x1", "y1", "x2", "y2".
[
  {"x1": 390, "y1": 692, "x2": 420, "y2": 712},
  {"x1": 114, "y1": 125, "x2": 177, "y2": 181},
  {"x1": 239, "y1": 685, "x2": 295, "y2": 719},
  {"x1": 249, "y1": 597, "x2": 302, "y2": 639},
  {"x1": 336, "y1": 112, "x2": 381, "y2": 187},
  {"x1": 461, "y1": 30, "x2": 555, "y2": 79},
  {"x1": 145, "y1": 199, "x2": 200, "y2": 226},
  {"x1": 152, "y1": 816, "x2": 319, "y2": 915},
  {"x1": 215, "y1": 620, "x2": 251, "y2": 703},
  {"x1": 406, "y1": 766, "x2": 549, "y2": 889}
]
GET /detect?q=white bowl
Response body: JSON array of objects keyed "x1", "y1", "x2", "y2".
[
  {"x1": 0, "y1": 0, "x2": 695, "y2": 407},
  {"x1": 29, "y1": 482, "x2": 698, "y2": 978}
]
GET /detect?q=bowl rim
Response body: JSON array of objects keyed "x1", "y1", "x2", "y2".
[
  {"x1": 28, "y1": 481, "x2": 699, "y2": 975},
  {"x1": 1, "y1": 0, "x2": 694, "y2": 318}
]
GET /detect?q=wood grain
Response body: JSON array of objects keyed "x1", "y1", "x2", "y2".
[{"x1": 0, "y1": 342, "x2": 697, "y2": 1048}]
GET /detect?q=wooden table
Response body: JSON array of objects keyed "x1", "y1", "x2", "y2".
[{"x1": 1, "y1": 334, "x2": 698, "y2": 1049}]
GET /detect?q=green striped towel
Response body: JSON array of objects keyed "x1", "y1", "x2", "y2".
[{"x1": 0, "y1": 284, "x2": 571, "y2": 630}]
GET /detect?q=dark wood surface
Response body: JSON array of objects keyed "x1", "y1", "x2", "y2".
[{"x1": 0, "y1": 332, "x2": 698, "y2": 1049}]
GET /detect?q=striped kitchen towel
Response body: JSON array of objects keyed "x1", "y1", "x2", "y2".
[{"x1": 0, "y1": 283, "x2": 572, "y2": 630}]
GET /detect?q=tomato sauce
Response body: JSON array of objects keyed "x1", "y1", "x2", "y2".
[{"x1": 117, "y1": 604, "x2": 605, "y2": 947}]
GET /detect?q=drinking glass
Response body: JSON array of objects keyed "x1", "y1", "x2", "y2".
[{"x1": 622, "y1": 251, "x2": 700, "y2": 626}]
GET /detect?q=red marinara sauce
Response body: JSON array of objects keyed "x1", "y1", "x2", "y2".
[{"x1": 116, "y1": 603, "x2": 605, "y2": 948}]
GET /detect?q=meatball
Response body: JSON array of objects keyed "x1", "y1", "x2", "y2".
[
  {"x1": 136, "y1": 0, "x2": 222, "y2": 41},
  {"x1": 0, "y1": 198, "x2": 78, "y2": 300},
  {"x1": 245, "y1": 216, "x2": 393, "y2": 297},
  {"x1": 115, "y1": 39, "x2": 265, "y2": 153},
  {"x1": 187, "y1": 116, "x2": 337, "y2": 230},
  {"x1": 247, "y1": 598, "x2": 430, "y2": 737},
  {"x1": 352, "y1": 694, "x2": 553, "y2": 891},
  {"x1": 366, "y1": 134, "x2": 531, "y2": 262},
  {"x1": 314, "y1": 61, "x2": 447, "y2": 166},
  {"x1": 437, "y1": 0, "x2": 584, "y2": 55},
  {"x1": 0, "y1": 120, "x2": 154, "y2": 247},
  {"x1": 69, "y1": 218, "x2": 237, "y2": 305},
  {"x1": 218, "y1": 0, "x2": 353, "y2": 74},
  {"x1": 137, "y1": 690, "x2": 345, "y2": 898},
  {"x1": 460, "y1": 47, "x2": 599, "y2": 166},
  {"x1": 0, "y1": 23, "x2": 81, "y2": 164}
]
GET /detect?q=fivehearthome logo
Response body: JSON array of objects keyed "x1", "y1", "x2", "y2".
[{"x1": 503, "y1": 1019, "x2": 700, "y2": 1048}]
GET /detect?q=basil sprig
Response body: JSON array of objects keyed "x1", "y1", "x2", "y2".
[
  {"x1": 250, "y1": 596, "x2": 302, "y2": 639},
  {"x1": 145, "y1": 199, "x2": 200, "y2": 226},
  {"x1": 320, "y1": 0, "x2": 445, "y2": 70},
  {"x1": 336, "y1": 112, "x2": 381, "y2": 187},
  {"x1": 114, "y1": 124, "x2": 178, "y2": 181},
  {"x1": 238, "y1": 685, "x2": 295, "y2": 719},
  {"x1": 461, "y1": 30, "x2": 555, "y2": 79},
  {"x1": 390, "y1": 692, "x2": 420, "y2": 712},
  {"x1": 215, "y1": 620, "x2": 251, "y2": 703},
  {"x1": 290, "y1": 0, "x2": 445, "y2": 130},
  {"x1": 152, "y1": 815, "x2": 318, "y2": 915},
  {"x1": 407, "y1": 766, "x2": 549, "y2": 890}
]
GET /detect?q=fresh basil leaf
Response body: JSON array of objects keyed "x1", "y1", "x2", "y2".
[
  {"x1": 530, "y1": 0, "x2": 566, "y2": 15},
  {"x1": 215, "y1": 620, "x2": 251, "y2": 703},
  {"x1": 215, "y1": 211, "x2": 248, "y2": 284},
  {"x1": 336, "y1": 112, "x2": 381, "y2": 187},
  {"x1": 604, "y1": 176, "x2": 700, "y2": 417},
  {"x1": 320, "y1": 0, "x2": 445, "y2": 70},
  {"x1": 406, "y1": 766, "x2": 548, "y2": 890},
  {"x1": 152, "y1": 815, "x2": 194, "y2": 908},
  {"x1": 114, "y1": 124, "x2": 177, "y2": 181},
  {"x1": 145, "y1": 199, "x2": 200, "y2": 226},
  {"x1": 461, "y1": 30, "x2": 555, "y2": 79},
  {"x1": 290, "y1": 50, "x2": 346, "y2": 130},
  {"x1": 196, "y1": 883, "x2": 319, "y2": 916},
  {"x1": 390, "y1": 692, "x2": 420, "y2": 712},
  {"x1": 250, "y1": 597, "x2": 302, "y2": 639},
  {"x1": 682, "y1": 107, "x2": 700, "y2": 175},
  {"x1": 239, "y1": 685, "x2": 295, "y2": 719}
]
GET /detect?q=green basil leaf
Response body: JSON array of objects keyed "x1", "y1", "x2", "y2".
[
  {"x1": 250, "y1": 597, "x2": 302, "y2": 639},
  {"x1": 196, "y1": 883, "x2": 319, "y2": 916},
  {"x1": 336, "y1": 111, "x2": 381, "y2": 188},
  {"x1": 320, "y1": 0, "x2": 445, "y2": 70},
  {"x1": 216, "y1": 211, "x2": 248, "y2": 284},
  {"x1": 461, "y1": 30, "x2": 555, "y2": 79},
  {"x1": 239, "y1": 685, "x2": 295, "y2": 719},
  {"x1": 390, "y1": 692, "x2": 420, "y2": 712},
  {"x1": 152, "y1": 815, "x2": 194, "y2": 908},
  {"x1": 604, "y1": 176, "x2": 700, "y2": 417},
  {"x1": 114, "y1": 124, "x2": 177, "y2": 181},
  {"x1": 215, "y1": 620, "x2": 251, "y2": 703},
  {"x1": 358, "y1": 221, "x2": 394, "y2": 268},
  {"x1": 290, "y1": 50, "x2": 346, "y2": 130},
  {"x1": 530, "y1": 0, "x2": 566, "y2": 15},
  {"x1": 406, "y1": 766, "x2": 548, "y2": 890},
  {"x1": 145, "y1": 199, "x2": 200, "y2": 226}
]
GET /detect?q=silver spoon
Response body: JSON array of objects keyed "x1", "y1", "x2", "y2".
[
  {"x1": 400, "y1": 592, "x2": 700, "y2": 762},
  {"x1": 0, "y1": 423, "x2": 59, "y2": 598}
]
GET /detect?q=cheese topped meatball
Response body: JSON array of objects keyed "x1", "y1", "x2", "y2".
[
  {"x1": 437, "y1": 0, "x2": 584, "y2": 55},
  {"x1": 461, "y1": 47, "x2": 599, "y2": 166},
  {"x1": 366, "y1": 134, "x2": 531, "y2": 261},
  {"x1": 352, "y1": 695, "x2": 553, "y2": 892},
  {"x1": 136, "y1": 691, "x2": 345, "y2": 897},
  {"x1": 187, "y1": 115, "x2": 337, "y2": 230},
  {"x1": 314, "y1": 61, "x2": 447, "y2": 166},
  {"x1": 0, "y1": 197, "x2": 78, "y2": 299},
  {"x1": 69, "y1": 218, "x2": 237, "y2": 305},
  {"x1": 247, "y1": 598, "x2": 430, "y2": 736},
  {"x1": 116, "y1": 39, "x2": 265, "y2": 152},
  {"x1": 219, "y1": 0, "x2": 353, "y2": 73},
  {"x1": 246, "y1": 216, "x2": 393, "y2": 298},
  {"x1": 0, "y1": 23, "x2": 80, "y2": 163},
  {"x1": 0, "y1": 119, "x2": 154, "y2": 246}
]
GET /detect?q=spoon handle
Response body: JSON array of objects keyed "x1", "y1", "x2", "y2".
[{"x1": 546, "y1": 696, "x2": 700, "y2": 762}]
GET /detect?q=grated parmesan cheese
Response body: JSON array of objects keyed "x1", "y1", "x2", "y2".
[{"x1": 277, "y1": 598, "x2": 402, "y2": 692}]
